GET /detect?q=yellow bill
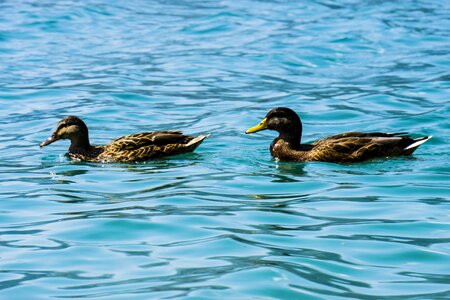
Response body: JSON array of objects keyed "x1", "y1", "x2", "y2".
[{"x1": 246, "y1": 117, "x2": 268, "y2": 134}]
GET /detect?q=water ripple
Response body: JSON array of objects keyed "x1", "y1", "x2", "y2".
[{"x1": 0, "y1": 0, "x2": 449, "y2": 299}]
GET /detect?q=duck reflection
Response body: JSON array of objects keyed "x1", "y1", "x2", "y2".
[{"x1": 270, "y1": 161, "x2": 307, "y2": 182}]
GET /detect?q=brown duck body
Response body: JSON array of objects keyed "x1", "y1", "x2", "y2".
[
  {"x1": 271, "y1": 132, "x2": 431, "y2": 163},
  {"x1": 68, "y1": 131, "x2": 207, "y2": 163},
  {"x1": 41, "y1": 116, "x2": 208, "y2": 163},
  {"x1": 247, "y1": 107, "x2": 431, "y2": 163}
]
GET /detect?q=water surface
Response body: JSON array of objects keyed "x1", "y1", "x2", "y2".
[{"x1": 0, "y1": 0, "x2": 449, "y2": 299}]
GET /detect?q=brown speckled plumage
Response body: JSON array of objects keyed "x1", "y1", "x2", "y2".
[
  {"x1": 246, "y1": 107, "x2": 431, "y2": 163},
  {"x1": 40, "y1": 116, "x2": 208, "y2": 163}
]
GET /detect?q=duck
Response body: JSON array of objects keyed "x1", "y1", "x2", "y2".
[
  {"x1": 40, "y1": 116, "x2": 209, "y2": 163},
  {"x1": 245, "y1": 107, "x2": 431, "y2": 163}
]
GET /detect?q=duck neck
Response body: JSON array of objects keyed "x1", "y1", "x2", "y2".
[
  {"x1": 279, "y1": 127, "x2": 301, "y2": 148},
  {"x1": 69, "y1": 134, "x2": 91, "y2": 154}
]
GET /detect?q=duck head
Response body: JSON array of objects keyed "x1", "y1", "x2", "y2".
[
  {"x1": 40, "y1": 116, "x2": 90, "y2": 149},
  {"x1": 246, "y1": 107, "x2": 303, "y2": 145}
]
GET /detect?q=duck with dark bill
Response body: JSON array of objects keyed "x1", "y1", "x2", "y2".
[{"x1": 40, "y1": 116, "x2": 209, "y2": 163}]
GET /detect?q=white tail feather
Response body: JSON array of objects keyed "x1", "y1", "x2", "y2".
[
  {"x1": 186, "y1": 134, "x2": 210, "y2": 147},
  {"x1": 404, "y1": 136, "x2": 432, "y2": 150}
]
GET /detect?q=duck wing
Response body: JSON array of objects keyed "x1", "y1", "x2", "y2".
[
  {"x1": 107, "y1": 130, "x2": 193, "y2": 151},
  {"x1": 98, "y1": 131, "x2": 209, "y2": 162},
  {"x1": 310, "y1": 132, "x2": 429, "y2": 162},
  {"x1": 313, "y1": 131, "x2": 408, "y2": 144}
]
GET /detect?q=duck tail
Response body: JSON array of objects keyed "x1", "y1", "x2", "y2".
[
  {"x1": 404, "y1": 135, "x2": 432, "y2": 154},
  {"x1": 186, "y1": 134, "x2": 210, "y2": 150}
]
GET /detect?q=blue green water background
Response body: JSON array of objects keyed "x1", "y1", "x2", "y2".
[{"x1": 1, "y1": 0, "x2": 449, "y2": 299}]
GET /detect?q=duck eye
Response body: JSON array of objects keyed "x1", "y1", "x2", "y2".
[
  {"x1": 56, "y1": 124, "x2": 66, "y2": 131},
  {"x1": 269, "y1": 113, "x2": 282, "y2": 119},
  {"x1": 56, "y1": 121, "x2": 73, "y2": 132}
]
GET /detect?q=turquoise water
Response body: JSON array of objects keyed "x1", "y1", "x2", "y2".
[{"x1": 1, "y1": 0, "x2": 449, "y2": 298}]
